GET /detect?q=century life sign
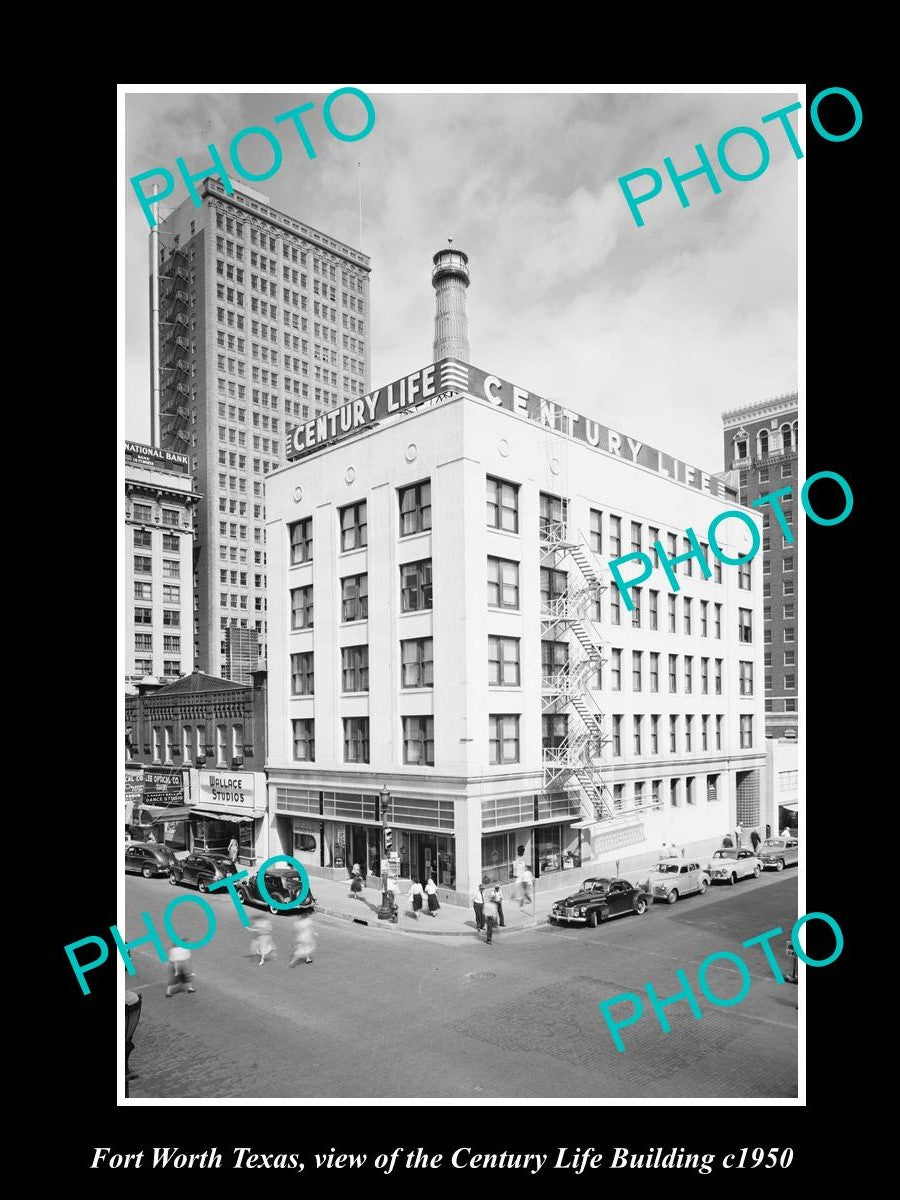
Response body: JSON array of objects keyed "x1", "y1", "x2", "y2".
[{"x1": 287, "y1": 358, "x2": 733, "y2": 499}]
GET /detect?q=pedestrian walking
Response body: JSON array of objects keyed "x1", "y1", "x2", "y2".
[
  {"x1": 408, "y1": 879, "x2": 424, "y2": 918},
  {"x1": 248, "y1": 916, "x2": 275, "y2": 966},
  {"x1": 489, "y1": 883, "x2": 505, "y2": 926},
  {"x1": 349, "y1": 862, "x2": 364, "y2": 900},
  {"x1": 471, "y1": 883, "x2": 485, "y2": 930},
  {"x1": 735, "y1": 823, "x2": 743, "y2": 850},
  {"x1": 227, "y1": 836, "x2": 239, "y2": 864},
  {"x1": 165, "y1": 946, "x2": 195, "y2": 997},
  {"x1": 424, "y1": 875, "x2": 440, "y2": 917},
  {"x1": 289, "y1": 913, "x2": 317, "y2": 966},
  {"x1": 518, "y1": 865, "x2": 534, "y2": 909},
  {"x1": 482, "y1": 894, "x2": 499, "y2": 944}
]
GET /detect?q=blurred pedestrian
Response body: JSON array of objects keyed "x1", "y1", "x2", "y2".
[
  {"x1": 249, "y1": 916, "x2": 275, "y2": 966},
  {"x1": 489, "y1": 883, "x2": 505, "y2": 926},
  {"x1": 227, "y1": 836, "x2": 239, "y2": 864},
  {"x1": 289, "y1": 913, "x2": 317, "y2": 967},
  {"x1": 482, "y1": 893, "x2": 499, "y2": 944},
  {"x1": 424, "y1": 875, "x2": 440, "y2": 917},
  {"x1": 408, "y1": 879, "x2": 424, "y2": 918},
  {"x1": 166, "y1": 946, "x2": 195, "y2": 997},
  {"x1": 471, "y1": 882, "x2": 484, "y2": 930},
  {"x1": 349, "y1": 862, "x2": 363, "y2": 900},
  {"x1": 735, "y1": 823, "x2": 743, "y2": 850},
  {"x1": 518, "y1": 865, "x2": 534, "y2": 908}
]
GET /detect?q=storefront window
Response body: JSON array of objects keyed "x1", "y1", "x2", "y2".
[
  {"x1": 191, "y1": 816, "x2": 233, "y2": 854},
  {"x1": 481, "y1": 831, "x2": 518, "y2": 885},
  {"x1": 535, "y1": 823, "x2": 581, "y2": 875}
]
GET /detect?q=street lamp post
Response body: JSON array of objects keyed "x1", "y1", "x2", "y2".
[{"x1": 376, "y1": 785, "x2": 395, "y2": 922}]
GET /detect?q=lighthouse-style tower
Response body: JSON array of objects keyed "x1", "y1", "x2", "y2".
[{"x1": 432, "y1": 243, "x2": 470, "y2": 362}]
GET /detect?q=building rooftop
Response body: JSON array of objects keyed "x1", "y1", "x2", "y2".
[
  {"x1": 153, "y1": 669, "x2": 247, "y2": 696},
  {"x1": 721, "y1": 393, "x2": 798, "y2": 425}
]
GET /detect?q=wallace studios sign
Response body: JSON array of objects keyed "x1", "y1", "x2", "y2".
[
  {"x1": 287, "y1": 358, "x2": 733, "y2": 499},
  {"x1": 198, "y1": 770, "x2": 260, "y2": 813}
]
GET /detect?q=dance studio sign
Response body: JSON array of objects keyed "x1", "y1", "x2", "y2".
[{"x1": 287, "y1": 357, "x2": 731, "y2": 499}]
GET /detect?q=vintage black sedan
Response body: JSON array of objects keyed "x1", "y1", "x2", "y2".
[
  {"x1": 169, "y1": 853, "x2": 239, "y2": 893},
  {"x1": 125, "y1": 841, "x2": 176, "y2": 879},
  {"x1": 237, "y1": 865, "x2": 315, "y2": 916},
  {"x1": 549, "y1": 877, "x2": 650, "y2": 927}
]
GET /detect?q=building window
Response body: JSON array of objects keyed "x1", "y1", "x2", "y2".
[
  {"x1": 739, "y1": 660, "x2": 754, "y2": 696},
  {"x1": 290, "y1": 584, "x2": 314, "y2": 629},
  {"x1": 488, "y1": 636, "x2": 520, "y2": 687},
  {"x1": 633, "y1": 715, "x2": 643, "y2": 755},
  {"x1": 341, "y1": 644, "x2": 369, "y2": 692},
  {"x1": 181, "y1": 726, "x2": 193, "y2": 764},
  {"x1": 738, "y1": 608, "x2": 753, "y2": 643},
  {"x1": 701, "y1": 657, "x2": 709, "y2": 694},
  {"x1": 135, "y1": 633, "x2": 152, "y2": 652},
  {"x1": 340, "y1": 501, "x2": 367, "y2": 551},
  {"x1": 611, "y1": 648, "x2": 622, "y2": 691},
  {"x1": 291, "y1": 651, "x2": 314, "y2": 695},
  {"x1": 486, "y1": 476, "x2": 518, "y2": 532},
  {"x1": 649, "y1": 652, "x2": 659, "y2": 692},
  {"x1": 133, "y1": 503, "x2": 152, "y2": 523},
  {"x1": 289, "y1": 516, "x2": 313, "y2": 564},
  {"x1": 401, "y1": 637, "x2": 433, "y2": 688},
  {"x1": 163, "y1": 660, "x2": 180, "y2": 678},
  {"x1": 758, "y1": 429, "x2": 769, "y2": 457},
  {"x1": 612, "y1": 714, "x2": 623, "y2": 756},
  {"x1": 632, "y1": 650, "x2": 643, "y2": 692},
  {"x1": 649, "y1": 589, "x2": 658, "y2": 630},
  {"x1": 631, "y1": 522, "x2": 642, "y2": 553},
  {"x1": 399, "y1": 480, "x2": 432, "y2": 536},
  {"x1": 714, "y1": 603, "x2": 722, "y2": 639},
  {"x1": 540, "y1": 567, "x2": 567, "y2": 610},
  {"x1": 403, "y1": 716, "x2": 434, "y2": 766},
  {"x1": 685, "y1": 775, "x2": 696, "y2": 805},
  {"x1": 162, "y1": 508, "x2": 180, "y2": 527},
  {"x1": 343, "y1": 717, "x2": 370, "y2": 763},
  {"x1": 134, "y1": 528, "x2": 152, "y2": 549},
  {"x1": 589, "y1": 509, "x2": 602, "y2": 553},
  {"x1": 784, "y1": 650, "x2": 796, "y2": 666},
  {"x1": 151, "y1": 726, "x2": 161, "y2": 762},
  {"x1": 683, "y1": 597, "x2": 692, "y2": 635},
  {"x1": 134, "y1": 658, "x2": 152, "y2": 676},
  {"x1": 134, "y1": 581, "x2": 152, "y2": 601},
  {"x1": 684, "y1": 656, "x2": 693, "y2": 693},
  {"x1": 716, "y1": 714, "x2": 723, "y2": 751},
  {"x1": 542, "y1": 640, "x2": 568, "y2": 682},
  {"x1": 134, "y1": 607, "x2": 152, "y2": 625},
  {"x1": 740, "y1": 714, "x2": 754, "y2": 749},
  {"x1": 669, "y1": 778, "x2": 679, "y2": 807},
  {"x1": 487, "y1": 556, "x2": 519, "y2": 609},
  {"x1": 632, "y1": 587, "x2": 642, "y2": 627},
  {"x1": 401, "y1": 559, "x2": 433, "y2": 612},
  {"x1": 781, "y1": 423, "x2": 794, "y2": 452},
  {"x1": 489, "y1": 714, "x2": 520, "y2": 764},
  {"x1": 784, "y1": 627, "x2": 796, "y2": 643},
  {"x1": 738, "y1": 560, "x2": 751, "y2": 589},
  {"x1": 669, "y1": 714, "x2": 678, "y2": 753},
  {"x1": 134, "y1": 555, "x2": 152, "y2": 575},
  {"x1": 216, "y1": 724, "x2": 227, "y2": 766},
  {"x1": 292, "y1": 718, "x2": 315, "y2": 761},
  {"x1": 609, "y1": 515, "x2": 621, "y2": 557},
  {"x1": 650, "y1": 714, "x2": 660, "y2": 753},
  {"x1": 542, "y1": 713, "x2": 567, "y2": 751},
  {"x1": 610, "y1": 588, "x2": 621, "y2": 626},
  {"x1": 701, "y1": 714, "x2": 709, "y2": 751},
  {"x1": 668, "y1": 594, "x2": 676, "y2": 634},
  {"x1": 785, "y1": 673, "x2": 796, "y2": 690},
  {"x1": 341, "y1": 573, "x2": 368, "y2": 621},
  {"x1": 668, "y1": 653, "x2": 677, "y2": 693},
  {"x1": 539, "y1": 492, "x2": 567, "y2": 537},
  {"x1": 715, "y1": 658, "x2": 723, "y2": 695}
]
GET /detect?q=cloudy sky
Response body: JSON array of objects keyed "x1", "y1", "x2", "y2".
[{"x1": 122, "y1": 87, "x2": 799, "y2": 470}]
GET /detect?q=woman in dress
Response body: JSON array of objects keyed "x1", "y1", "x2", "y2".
[
  {"x1": 408, "y1": 879, "x2": 424, "y2": 919},
  {"x1": 349, "y1": 862, "x2": 364, "y2": 900},
  {"x1": 424, "y1": 875, "x2": 440, "y2": 917},
  {"x1": 248, "y1": 916, "x2": 275, "y2": 966},
  {"x1": 289, "y1": 913, "x2": 317, "y2": 966}
]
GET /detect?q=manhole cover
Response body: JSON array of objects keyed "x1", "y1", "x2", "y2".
[{"x1": 465, "y1": 971, "x2": 497, "y2": 982}]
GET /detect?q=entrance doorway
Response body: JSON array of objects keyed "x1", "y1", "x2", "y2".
[
  {"x1": 399, "y1": 831, "x2": 455, "y2": 889},
  {"x1": 348, "y1": 825, "x2": 381, "y2": 879}
]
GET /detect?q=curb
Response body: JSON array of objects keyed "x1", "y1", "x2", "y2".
[{"x1": 314, "y1": 903, "x2": 543, "y2": 938}]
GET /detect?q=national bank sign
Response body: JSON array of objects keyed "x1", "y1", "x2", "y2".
[{"x1": 287, "y1": 358, "x2": 731, "y2": 499}]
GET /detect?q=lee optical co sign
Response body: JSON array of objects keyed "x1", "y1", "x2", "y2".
[
  {"x1": 288, "y1": 358, "x2": 732, "y2": 499},
  {"x1": 199, "y1": 770, "x2": 256, "y2": 812}
]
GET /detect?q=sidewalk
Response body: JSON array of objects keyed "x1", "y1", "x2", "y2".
[{"x1": 309, "y1": 874, "x2": 550, "y2": 938}]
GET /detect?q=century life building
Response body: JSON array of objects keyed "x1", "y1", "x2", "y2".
[
  {"x1": 264, "y1": 250, "x2": 766, "y2": 903},
  {"x1": 154, "y1": 176, "x2": 371, "y2": 682},
  {"x1": 125, "y1": 441, "x2": 199, "y2": 683},
  {"x1": 722, "y1": 396, "x2": 799, "y2": 740}
]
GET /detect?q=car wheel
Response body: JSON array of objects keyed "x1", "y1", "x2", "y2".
[
  {"x1": 141, "y1": 866, "x2": 153, "y2": 879},
  {"x1": 268, "y1": 904, "x2": 280, "y2": 916},
  {"x1": 699, "y1": 879, "x2": 708, "y2": 894},
  {"x1": 634, "y1": 898, "x2": 648, "y2": 915},
  {"x1": 666, "y1": 890, "x2": 678, "y2": 905},
  {"x1": 776, "y1": 859, "x2": 785, "y2": 872},
  {"x1": 586, "y1": 911, "x2": 597, "y2": 928},
  {"x1": 730, "y1": 873, "x2": 737, "y2": 886},
  {"x1": 168, "y1": 874, "x2": 178, "y2": 886},
  {"x1": 198, "y1": 881, "x2": 209, "y2": 894},
  {"x1": 754, "y1": 864, "x2": 761, "y2": 876}
]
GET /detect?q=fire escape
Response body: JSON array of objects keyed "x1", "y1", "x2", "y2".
[
  {"x1": 540, "y1": 513, "x2": 645, "y2": 845},
  {"x1": 158, "y1": 246, "x2": 192, "y2": 453}
]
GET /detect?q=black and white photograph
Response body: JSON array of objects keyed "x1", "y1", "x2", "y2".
[{"x1": 110, "y1": 83, "x2": 863, "y2": 1130}]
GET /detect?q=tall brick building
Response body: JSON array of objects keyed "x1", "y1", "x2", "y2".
[
  {"x1": 722, "y1": 395, "x2": 799, "y2": 740},
  {"x1": 154, "y1": 177, "x2": 371, "y2": 680}
]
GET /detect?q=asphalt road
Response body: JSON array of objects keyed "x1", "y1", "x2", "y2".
[{"x1": 126, "y1": 870, "x2": 798, "y2": 1099}]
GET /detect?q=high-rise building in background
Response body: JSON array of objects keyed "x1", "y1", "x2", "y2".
[
  {"x1": 154, "y1": 177, "x2": 371, "y2": 680},
  {"x1": 722, "y1": 396, "x2": 799, "y2": 740},
  {"x1": 125, "y1": 441, "x2": 199, "y2": 683}
]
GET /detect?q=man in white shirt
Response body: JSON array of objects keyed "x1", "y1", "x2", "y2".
[
  {"x1": 471, "y1": 883, "x2": 485, "y2": 931},
  {"x1": 482, "y1": 894, "x2": 499, "y2": 944}
]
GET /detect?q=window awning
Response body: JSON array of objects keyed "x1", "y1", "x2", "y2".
[
  {"x1": 778, "y1": 802, "x2": 799, "y2": 813},
  {"x1": 141, "y1": 805, "x2": 192, "y2": 820},
  {"x1": 190, "y1": 808, "x2": 261, "y2": 823}
]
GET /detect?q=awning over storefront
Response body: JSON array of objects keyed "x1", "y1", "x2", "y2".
[
  {"x1": 778, "y1": 802, "x2": 799, "y2": 813},
  {"x1": 190, "y1": 808, "x2": 264, "y2": 823},
  {"x1": 141, "y1": 805, "x2": 193, "y2": 820}
]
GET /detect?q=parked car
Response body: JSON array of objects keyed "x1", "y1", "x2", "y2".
[
  {"x1": 237, "y1": 865, "x2": 315, "y2": 915},
  {"x1": 757, "y1": 837, "x2": 799, "y2": 871},
  {"x1": 647, "y1": 859, "x2": 710, "y2": 904},
  {"x1": 125, "y1": 842, "x2": 176, "y2": 879},
  {"x1": 549, "y1": 877, "x2": 650, "y2": 927},
  {"x1": 706, "y1": 848, "x2": 761, "y2": 885},
  {"x1": 169, "y1": 853, "x2": 239, "y2": 893}
]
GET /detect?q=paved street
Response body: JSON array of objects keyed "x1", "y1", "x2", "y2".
[{"x1": 126, "y1": 871, "x2": 798, "y2": 1099}]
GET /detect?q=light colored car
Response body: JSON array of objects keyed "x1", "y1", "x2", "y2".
[
  {"x1": 647, "y1": 859, "x2": 710, "y2": 904},
  {"x1": 706, "y1": 848, "x2": 761, "y2": 885},
  {"x1": 757, "y1": 837, "x2": 799, "y2": 871}
]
